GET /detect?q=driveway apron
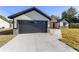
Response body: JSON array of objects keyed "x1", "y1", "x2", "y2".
[{"x1": 0, "y1": 30, "x2": 76, "y2": 52}]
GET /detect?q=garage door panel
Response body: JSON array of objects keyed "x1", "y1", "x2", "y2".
[{"x1": 18, "y1": 20, "x2": 47, "y2": 34}]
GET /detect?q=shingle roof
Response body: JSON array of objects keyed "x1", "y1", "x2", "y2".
[
  {"x1": 8, "y1": 7, "x2": 51, "y2": 20},
  {"x1": 57, "y1": 19, "x2": 70, "y2": 23},
  {"x1": 58, "y1": 18, "x2": 79, "y2": 23}
]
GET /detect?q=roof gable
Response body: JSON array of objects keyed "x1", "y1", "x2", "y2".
[
  {"x1": 58, "y1": 19, "x2": 70, "y2": 23},
  {"x1": 8, "y1": 7, "x2": 51, "y2": 20},
  {"x1": 0, "y1": 15, "x2": 11, "y2": 23},
  {"x1": 58, "y1": 18, "x2": 79, "y2": 23}
]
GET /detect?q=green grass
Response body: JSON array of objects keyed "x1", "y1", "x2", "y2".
[
  {"x1": 61, "y1": 29, "x2": 79, "y2": 51},
  {"x1": 0, "y1": 29, "x2": 15, "y2": 47}
]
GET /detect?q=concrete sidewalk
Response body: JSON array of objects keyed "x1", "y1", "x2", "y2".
[{"x1": 0, "y1": 30, "x2": 76, "y2": 52}]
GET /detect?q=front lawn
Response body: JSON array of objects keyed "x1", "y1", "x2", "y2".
[
  {"x1": 61, "y1": 29, "x2": 79, "y2": 51},
  {"x1": 0, "y1": 35, "x2": 15, "y2": 47},
  {"x1": 0, "y1": 29, "x2": 15, "y2": 47}
]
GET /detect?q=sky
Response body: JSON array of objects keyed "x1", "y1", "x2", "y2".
[{"x1": 0, "y1": 6, "x2": 79, "y2": 18}]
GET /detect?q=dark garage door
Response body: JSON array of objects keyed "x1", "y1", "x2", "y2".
[{"x1": 18, "y1": 20, "x2": 48, "y2": 34}]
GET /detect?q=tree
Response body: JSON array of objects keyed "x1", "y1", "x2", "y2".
[
  {"x1": 62, "y1": 11, "x2": 67, "y2": 19},
  {"x1": 67, "y1": 7, "x2": 77, "y2": 17},
  {"x1": 62, "y1": 7, "x2": 77, "y2": 22}
]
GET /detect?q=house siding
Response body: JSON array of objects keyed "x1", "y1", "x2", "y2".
[
  {"x1": 60, "y1": 19, "x2": 69, "y2": 28},
  {"x1": 0, "y1": 18, "x2": 10, "y2": 29},
  {"x1": 14, "y1": 10, "x2": 49, "y2": 29}
]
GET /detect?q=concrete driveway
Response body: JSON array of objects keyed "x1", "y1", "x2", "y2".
[{"x1": 0, "y1": 30, "x2": 76, "y2": 52}]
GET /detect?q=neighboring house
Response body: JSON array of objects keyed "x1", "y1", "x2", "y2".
[
  {"x1": 8, "y1": 7, "x2": 51, "y2": 34},
  {"x1": 59, "y1": 19, "x2": 69, "y2": 28},
  {"x1": 0, "y1": 15, "x2": 12, "y2": 29}
]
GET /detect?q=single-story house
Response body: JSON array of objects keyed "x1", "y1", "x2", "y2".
[
  {"x1": 58, "y1": 19, "x2": 69, "y2": 28},
  {"x1": 0, "y1": 15, "x2": 12, "y2": 29},
  {"x1": 8, "y1": 7, "x2": 51, "y2": 34}
]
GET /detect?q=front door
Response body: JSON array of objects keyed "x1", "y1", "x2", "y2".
[{"x1": 53, "y1": 22, "x2": 56, "y2": 28}]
